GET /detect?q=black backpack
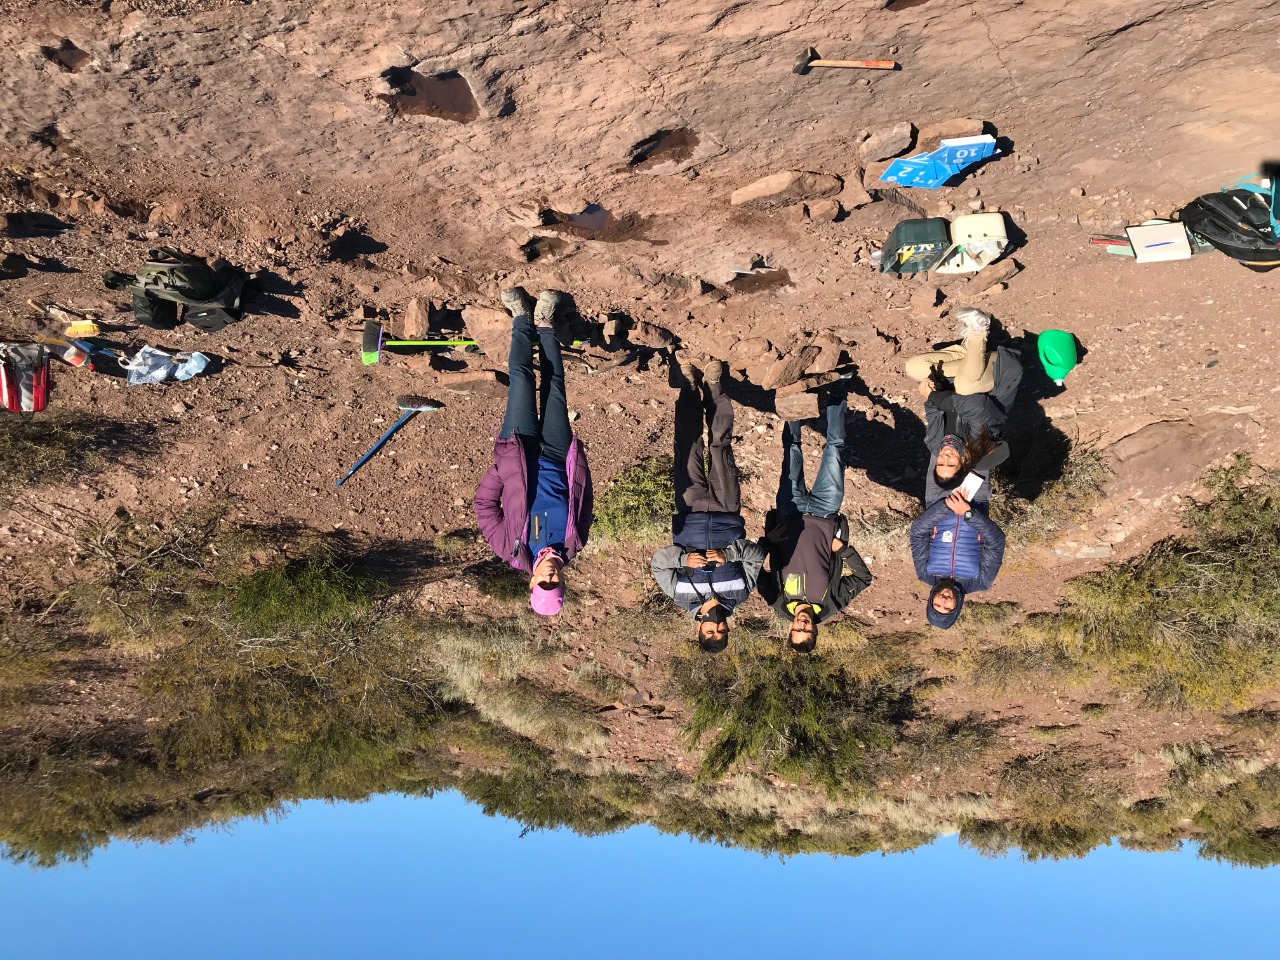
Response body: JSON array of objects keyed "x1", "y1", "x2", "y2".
[
  {"x1": 104, "y1": 248, "x2": 250, "y2": 332},
  {"x1": 1178, "y1": 180, "x2": 1280, "y2": 272}
]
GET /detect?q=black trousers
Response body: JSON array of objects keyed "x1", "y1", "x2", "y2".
[{"x1": 673, "y1": 381, "x2": 740, "y2": 513}]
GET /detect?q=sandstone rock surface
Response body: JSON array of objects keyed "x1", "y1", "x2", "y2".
[
  {"x1": 403, "y1": 297, "x2": 430, "y2": 339},
  {"x1": 461, "y1": 305, "x2": 512, "y2": 362},
  {"x1": 860, "y1": 122, "x2": 915, "y2": 162},
  {"x1": 774, "y1": 391, "x2": 819, "y2": 421},
  {"x1": 917, "y1": 117, "x2": 986, "y2": 145},
  {"x1": 731, "y1": 171, "x2": 843, "y2": 210},
  {"x1": 806, "y1": 199, "x2": 842, "y2": 222},
  {"x1": 761, "y1": 345, "x2": 821, "y2": 390}
]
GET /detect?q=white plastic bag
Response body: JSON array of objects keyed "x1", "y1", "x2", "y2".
[{"x1": 123, "y1": 345, "x2": 210, "y2": 386}]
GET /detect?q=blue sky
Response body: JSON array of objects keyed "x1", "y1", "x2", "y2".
[{"x1": 2, "y1": 790, "x2": 1276, "y2": 960}]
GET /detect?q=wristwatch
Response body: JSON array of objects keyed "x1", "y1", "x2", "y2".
[{"x1": 963, "y1": 509, "x2": 973, "y2": 521}]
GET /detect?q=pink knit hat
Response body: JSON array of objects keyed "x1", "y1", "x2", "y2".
[{"x1": 529, "y1": 548, "x2": 564, "y2": 616}]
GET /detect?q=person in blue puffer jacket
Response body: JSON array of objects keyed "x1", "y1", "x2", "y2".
[
  {"x1": 909, "y1": 488, "x2": 1006, "y2": 629},
  {"x1": 651, "y1": 361, "x2": 766, "y2": 652}
]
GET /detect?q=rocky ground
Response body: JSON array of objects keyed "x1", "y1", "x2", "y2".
[{"x1": 2, "y1": 0, "x2": 1280, "y2": 823}]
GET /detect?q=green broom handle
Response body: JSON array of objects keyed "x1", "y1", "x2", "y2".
[
  {"x1": 381, "y1": 338, "x2": 588, "y2": 347},
  {"x1": 384, "y1": 338, "x2": 477, "y2": 347}
]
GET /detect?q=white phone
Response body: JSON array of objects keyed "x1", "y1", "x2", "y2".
[{"x1": 958, "y1": 471, "x2": 985, "y2": 501}]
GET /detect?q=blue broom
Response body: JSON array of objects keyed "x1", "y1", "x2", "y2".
[{"x1": 336, "y1": 395, "x2": 441, "y2": 487}]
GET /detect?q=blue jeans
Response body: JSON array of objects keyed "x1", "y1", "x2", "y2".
[
  {"x1": 499, "y1": 313, "x2": 571, "y2": 463},
  {"x1": 776, "y1": 396, "x2": 847, "y2": 517}
]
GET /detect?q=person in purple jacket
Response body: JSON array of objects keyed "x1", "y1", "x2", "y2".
[{"x1": 474, "y1": 287, "x2": 593, "y2": 616}]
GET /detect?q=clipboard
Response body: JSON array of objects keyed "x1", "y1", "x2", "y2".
[{"x1": 1125, "y1": 222, "x2": 1192, "y2": 263}]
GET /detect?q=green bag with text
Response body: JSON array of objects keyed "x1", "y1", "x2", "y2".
[{"x1": 879, "y1": 217, "x2": 950, "y2": 275}]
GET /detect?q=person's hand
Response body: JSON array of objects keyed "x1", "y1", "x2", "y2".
[
  {"x1": 918, "y1": 379, "x2": 934, "y2": 400},
  {"x1": 946, "y1": 490, "x2": 970, "y2": 516},
  {"x1": 686, "y1": 552, "x2": 709, "y2": 569},
  {"x1": 831, "y1": 538, "x2": 846, "y2": 553},
  {"x1": 704, "y1": 549, "x2": 726, "y2": 564}
]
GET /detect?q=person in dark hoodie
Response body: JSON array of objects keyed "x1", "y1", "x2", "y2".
[
  {"x1": 757, "y1": 390, "x2": 873, "y2": 652},
  {"x1": 650, "y1": 361, "x2": 766, "y2": 652},
  {"x1": 904, "y1": 306, "x2": 1023, "y2": 504},
  {"x1": 474, "y1": 287, "x2": 593, "y2": 616}
]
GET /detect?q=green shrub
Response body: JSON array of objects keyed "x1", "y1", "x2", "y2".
[
  {"x1": 0, "y1": 413, "x2": 99, "y2": 503},
  {"x1": 282, "y1": 724, "x2": 405, "y2": 795},
  {"x1": 1028, "y1": 724, "x2": 1081, "y2": 744},
  {"x1": 957, "y1": 817, "x2": 1017, "y2": 859},
  {"x1": 230, "y1": 558, "x2": 383, "y2": 636},
  {"x1": 1225, "y1": 708, "x2": 1280, "y2": 737},
  {"x1": 1159, "y1": 740, "x2": 1234, "y2": 789},
  {"x1": 1195, "y1": 765, "x2": 1280, "y2": 867},
  {"x1": 144, "y1": 598, "x2": 438, "y2": 770},
  {"x1": 980, "y1": 750, "x2": 1125, "y2": 860},
  {"x1": 432, "y1": 530, "x2": 475, "y2": 558},
  {"x1": 1198, "y1": 826, "x2": 1280, "y2": 867},
  {"x1": 592, "y1": 457, "x2": 674, "y2": 542},
  {"x1": 70, "y1": 507, "x2": 226, "y2": 652},
  {"x1": 1118, "y1": 797, "x2": 1187, "y2": 854},
  {"x1": 1068, "y1": 456, "x2": 1280, "y2": 708},
  {"x1": 0, "y1": 753, "x2": 275, "y2": 867},
  {"x1": 900, "y1": 713, "x2": 996, "y2": 770},
  {"x1": 674, "y1": 639, "x2": 916, "y2": 791},
  {"x1": 571, "y1": 658, "x2": 631, "y2": 701},
  {"x1": 992, "y1": 445, "x2": 1109, "y2": 544},
  {"x1": 810, "y1": 626, "x2": 922, "y2": 683},
  {"x1": 15, "y1": 459, "x2": 1280, "y2": 869},
  {"x1": 460, "y1": 764, "x2": 637, "y2": 837},
  {"x1": 959, "y1": 457, "x2": 1280, "y2": 710},
  {"x1": 0, "y1": 641, "x2": 53, "y2": 710}
]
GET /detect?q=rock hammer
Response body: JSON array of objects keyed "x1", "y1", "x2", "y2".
[{"x1": 793, "y1": 47, "x2": 898, "y2": 74}]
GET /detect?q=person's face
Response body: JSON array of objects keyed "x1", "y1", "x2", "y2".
[
  {"x1": 697, "y1": 620, "x2": 729, "y2": 645},
  {"x1": 931, "y1": 587, "x2": 957, "y2": 615},
  {"x1": 936, "y1": 447, "x2": 962, "y2": 480},
  {"x1": 789, "y1": 608, "x2": 815, "y2": 648},
  {"x1": 530, "y1": 555, "x2": 562, "y2": 590}
]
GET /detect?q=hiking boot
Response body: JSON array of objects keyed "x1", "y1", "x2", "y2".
[
  {"x1": 702, "y1": 360, "x2": 726, "y2": 385},
  {"x1": 501, "y1": 287, "x2": 533, "y2": 320},
  {"x1": 955, "y1": 306, "x2": 991, "y2": 338},
  {"x1": 534, "y1": 289, "x2": 565, "y2": 328},
  {"x1": 678, "y1": 362, "x2": 700, "y2": 388}
]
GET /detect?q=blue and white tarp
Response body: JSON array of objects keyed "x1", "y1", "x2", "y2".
[{"x1": 877, "y1": 135, "x2": 999, "y2": 189}]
